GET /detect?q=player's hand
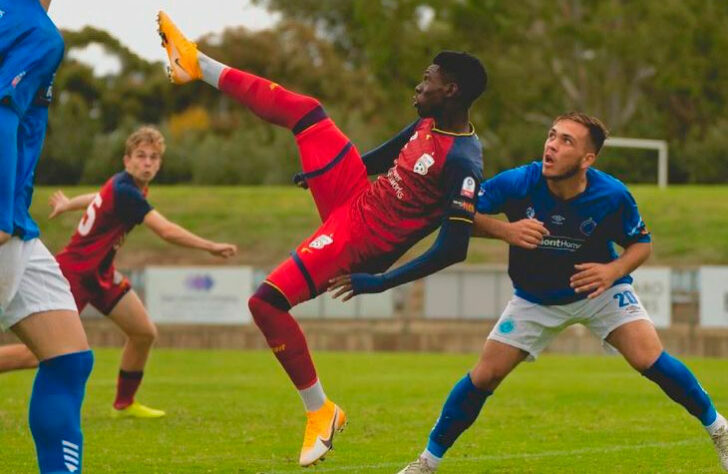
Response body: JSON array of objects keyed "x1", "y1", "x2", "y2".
[
  {"x1": 328, "y1": 273, "x2": 386, "y2": 302},
  {"x1": 570, "y1": 262, "x2": 622, "y2": 299},
  {"x1": 48, "y1": 190, "x2": 70, "y2": 219},
  {"x1": 0, "y1": 231, "x2": 11, "y2": 246},
  {"x1": 209, "y1": 242, "x2": 237, "y2": 258},
  {"x1": 505, "y1": 219, "x2": 549, "y2": 249}
]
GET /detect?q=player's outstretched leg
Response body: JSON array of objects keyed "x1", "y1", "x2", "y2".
[
  {"x1": 157, "y1": 11, "x2": 323, "y2": 133},
  {"x1": 107, "y1": 291, "x2": 165, "y2": 419},
  {"x1": 641, "y1": 351, "x2": 728, "y2": 471},
  {"x1": 398, "y1": 340, "x2": 524, "y2": 473},
  {"x1": 248, "y1": 279, "x2": 346, "y2": 466},
  {"x1": 608, "y1": 320, "x2": 727, "y2": 471}
]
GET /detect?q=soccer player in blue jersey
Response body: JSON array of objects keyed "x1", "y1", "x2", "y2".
[
  {"x1": 398, "y1": 112, "x2": 728, "y2": 473},
  {"x1": 1, "y1": 1, "x2": 94, "y2": 472}
]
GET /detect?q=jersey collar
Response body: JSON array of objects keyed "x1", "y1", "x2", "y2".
[{"x1": 432, "y1": 122, "x2": 475, "y2": 137}]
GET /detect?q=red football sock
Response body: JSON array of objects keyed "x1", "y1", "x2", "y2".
[
  {"x1": 114, "y1": 370, "x2": 143, "y2": 409},
  {"x1": 248, "y1": 295, "x2": 317, "y2": 389},
  {"x1": 219, "y1": 67, "x2": 321, "y2": 130}
]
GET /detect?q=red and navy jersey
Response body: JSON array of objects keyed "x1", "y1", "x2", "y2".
[
  {"x1": 352, "y1": 118, "x2": 483, "y2": 269},
  {"x1": 56, "y1": 172, "x2": 153, "y2": 275}
]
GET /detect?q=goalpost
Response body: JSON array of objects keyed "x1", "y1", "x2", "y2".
[{"x1": 603, "y1": 137, "x2": 669, "y2": 188}]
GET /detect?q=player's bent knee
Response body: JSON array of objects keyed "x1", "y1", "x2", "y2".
[
  {"x1": 128, "y1": 329, "x2": 157, "y2": 347},
  {"x1": 471, "y1": 364, "x2": 509, "y2": 391}
]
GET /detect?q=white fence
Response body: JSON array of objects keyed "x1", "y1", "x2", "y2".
[{"x1": 79, "y1": 265, "x2": 728, "y2": 327}]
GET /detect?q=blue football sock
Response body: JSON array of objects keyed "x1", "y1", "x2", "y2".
[
  {"x1": 642, "y1": 351, "x2": 717, "y2": 426},
  {"x1": 29, "y1": 350, "x2": 93, "y2": 473},
  {"x1": 427, "y1": 373, "x2": 492, "y2": 458}
]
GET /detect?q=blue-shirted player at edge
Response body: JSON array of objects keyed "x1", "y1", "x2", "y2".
[
  {"x1": 398, "y1": 112, "x2": 728, "y2": 473},
  {"x1": 1, "y1": 0, "x2": 94, "y2": 473}
]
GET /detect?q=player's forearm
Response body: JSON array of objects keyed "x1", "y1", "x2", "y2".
[
  {"x1": 472, "y1": 213, "x2": 510, "y2": 239},
  {"x1": 66, "y1": 193, "x2": 97, "y2": 212},
  {"x1": 39, "y1": 0, "x2": 52, "y2": 11},
  {"x1": 380, "y1": 222, "x2": 470, "y2": 290},
  {"x1": 158, "y1": 224, "x2": 216, "y2": 251},
  {"x1": 611, "y1": 241, "x2": 652, "y2": 277}
]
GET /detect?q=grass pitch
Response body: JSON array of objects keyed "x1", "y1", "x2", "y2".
[
  {"x1": 0, "y1": 349, "x2": 726, "y2": 473},
  {"x1": 29, "y1": 185, "x2": 728, "y2": 268}
]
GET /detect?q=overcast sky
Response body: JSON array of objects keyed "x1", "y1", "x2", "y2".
[{"x1": 47, "y1": 1, "x2": 279, "y2": 73}]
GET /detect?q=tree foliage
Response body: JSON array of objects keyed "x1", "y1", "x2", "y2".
[{"x1": 38, "y1": 2, "x2": 728, "y2": 184}]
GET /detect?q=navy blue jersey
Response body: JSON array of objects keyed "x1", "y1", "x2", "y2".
[
  {"x1": 477, "y1": 161, "x2": 651, "y2": 305},
  {"x1": 56, "y1": 172, "x2": 153, "y2": 274}
]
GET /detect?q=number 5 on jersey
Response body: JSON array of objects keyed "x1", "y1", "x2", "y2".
[{"x1": 78, "y1": 194, "x2": 103, "y2": 236}]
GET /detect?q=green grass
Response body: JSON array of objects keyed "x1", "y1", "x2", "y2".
[
  {"x1": 0, "y1": 349, "x2": 726, "y2": 472},
  {"x1": 29, "y1": 185, "x2": 728, "y2": 268}
]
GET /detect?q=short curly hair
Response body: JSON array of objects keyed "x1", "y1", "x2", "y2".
[{"x1": 125, "y1": 126, "x2": 166, "y2": 156}]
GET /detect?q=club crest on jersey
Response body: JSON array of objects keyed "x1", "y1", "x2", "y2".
[
  {"x1": 551, "y1": 215, "x2": 566, "y2": 225},
  {"x1": 413, "y1": 153, "x2": 435, "y2": 176},
  {"x1": 308, "y1": 234, "x2": 333, "y2": 250},
  {"x1": 579, "y1": 217, "x2": 597, "y2": 236},
  {"x1": 460, "y1": 177, "x2": 476, "y2": 198},
  {"x1": 526, "y1": 206, "x2": 536, "y2": 219}
]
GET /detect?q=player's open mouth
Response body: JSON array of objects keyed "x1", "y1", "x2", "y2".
[{"x1": 544, "y1": 154, "x2": 554, "y2": 165}]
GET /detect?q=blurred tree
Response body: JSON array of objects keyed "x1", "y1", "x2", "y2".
[{"x1": 34, "y1": 3, "x2": 728, "y2": 184}]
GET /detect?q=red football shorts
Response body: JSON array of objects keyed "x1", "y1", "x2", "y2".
[
  {"x1": 266, "y1": 118, "x2": 371, "y2": 306},
  {"x1": 58, "y1": 262, "x2": 131, "y2": 315}
]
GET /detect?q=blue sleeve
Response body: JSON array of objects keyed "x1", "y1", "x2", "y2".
[
  {"x1": 374, "y1": 158, "x2": 479, "y2": 291},
  {"x1": 476, "y1": 162, "x2": 539, "y2": 214},
  {"x1": 360, "y1": 120, "x2": 420, "y2": 175},
  {"x1": 0, "y1": 107, "x2": 20, "y2": 233},
  {"x1": 114, "y1": 182, "x2": 153, "y2": 226},
  {"x1": 615, "y1": 190, "x2": 651, "y2": 247}
]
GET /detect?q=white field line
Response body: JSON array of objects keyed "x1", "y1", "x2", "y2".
[{"x1": 266, "y1": 437, "x2": 709, "y2": 473}]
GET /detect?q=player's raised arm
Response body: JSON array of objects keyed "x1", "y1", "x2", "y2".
[
  {"x1": 360, "y1": 120, "x2": 420, "y2": 175},
  {"x1": 143, "y1": 210, "x2": 237, "y2": 258},
  {"x1": 48, "y1": 190, "x2": 96, "y2": 218},
  {"x1": 473, "y1": 162, "x2": 547, "y2": 248},
  {"x1": 473, "y1": 213, "x2": 548, "y2": 249}
]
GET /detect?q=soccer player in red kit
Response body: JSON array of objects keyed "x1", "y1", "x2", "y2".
[
  {"x1": 158, "y1": 12, "x2": 487, "y2": 466},
  {"x1": 0, "y1": 126, "x2": 237, "y2": 418}
]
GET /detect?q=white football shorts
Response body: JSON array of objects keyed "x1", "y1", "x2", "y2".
[
  {"x1": 488, "y1": 283, "x2": 652, "y2": 360},
  {"x1": 0, "y1": 238, "x2": 77, "y2": 331}
]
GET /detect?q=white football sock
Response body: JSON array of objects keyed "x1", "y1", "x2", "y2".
[
  {"x1": 299, "y1": 379, "x2": 326, "y2": 412},
  {"x1": 706, "y1": 413, "x2": 727, "y2": 436},
  {"x1": 421, "y1": 449, "x2": 442, "y2": 469},
  {"x1": 198, "y1": 52, "x2": 226, "y2": 88}
]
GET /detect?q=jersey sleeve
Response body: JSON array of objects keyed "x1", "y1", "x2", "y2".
[
  {"x1": 114, "y1": 182, "x2": 153, "y2": 226},
  {"x1": 442, "y1": 156, "x2": 482, "y2": 224},
  {"x1": 476, "y1": 162, "x2": 539, "y2": 214},
  {"x1": 614, "y1": 189, "x2": 651, "y2": 247},
  {"x1": 360, "y1": 120, "x2": 420, "y2": 175}
]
